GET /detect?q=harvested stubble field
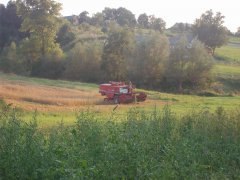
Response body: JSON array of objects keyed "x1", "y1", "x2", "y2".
[{"x1": 0, "y1": 79, "x2": 102, "y2": 111}]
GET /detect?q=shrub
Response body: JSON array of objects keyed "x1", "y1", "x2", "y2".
[{"x1": 64, "y1": 41, "x2": 103, "y2": 82}]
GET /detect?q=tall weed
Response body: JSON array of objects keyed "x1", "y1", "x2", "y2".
[{"x1": 0, "y1": 104, "x2": 240, "y2": 179}]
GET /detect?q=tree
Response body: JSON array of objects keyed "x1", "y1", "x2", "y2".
[
  {"x1": 16, "y1": 0, "x2": 62, "y2": 57},
  {"x1": 166, "y1": 37, "x2": 188, "y2": 92},
  {"x1": 115, "y1": 7, "x2": 136, "y2": 27},
  {"x1": 0, "y1": 1, "x2": 27, "y2": 51},
  {"x1": 137, "y1": 13, "x2": 149, "y2": 28},
  {"x1": 187, "y1": 40, "x2": 214, "y2": 88},
  {"x1": 79, "y1": 11, "x2": 90, "y2": 24},
  {"x1": 149, "y1": 16, "x2": 166, "y2": 32},
  {"x1": 236, "y1": 27, "x2": 240, "y2": 37},
  {"x1": 0, "y1": 42, "x2": 17, "y2": 72},
  {"x1": 56, "y1": 23, "x2": 76, "y2": 48},
  {"x1": 192, "y1": 10, "x2": 228, "y2": 55},
  {"x1": 165, "y1": 36, "x2": 213, "y2": 92},
  {"x1": 91, "y1": 12, "x2": 104, "y2": 27},
  {"x1": 69, "y1": 15, "x2": 79, "y2": 25},
  {"x1": 102, "y1": 7, "x2": 117, "y2": 21},
  {"x1": 101, "y1": 7, "x2": 136, "y2": 27},
  {"x1": 64, "y1": 41, "x2": 103, "y2": 82},
  {"x1": 170, "y1": 23, "x2": 192, "y2": 33},
  {"x1": 0, "y1": 4, "x2": 6, "y2": 50},
  {"x1": 130, "y1": 32, "x2": 169, "y2": 88},
  {"x1": 17, "y1": 37, "x2": 42, "y2": 73},
  {"x1": 101, "y1": 27, "x2": 135, "y2": 81}
]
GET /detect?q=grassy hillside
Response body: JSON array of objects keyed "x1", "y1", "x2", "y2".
[
  {"x1": 215, "y1": 45, "x2": 240, "y2": 63},
  {"x1": 62, "y1": 25, "x2": 106, "y2": 51},
  {"x1": 214, "y1": 64, "x2": 240, "y2": 77},
  {"x1": 212, "y1": 36, "x2": 240, "y2": 93},
  {"x1": 215, "y1": 36, "x2": 240, "y2": 63},
  {"x1": 213, "y1": 64, "x2": 240, "y2": 93}
]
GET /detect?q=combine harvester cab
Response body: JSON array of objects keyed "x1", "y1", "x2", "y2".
[{"x1": 99, "y1": 81, "x2": 147, "y2": 104}]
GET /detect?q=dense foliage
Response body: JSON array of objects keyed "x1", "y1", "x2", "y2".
[
  {"x1": 0, "y1": 101, "x2": 240, "y2": 179},
  {"x1": 101, "y1": 26, "x2": 135, "y2": 81},
  {"x1": 16, "y1": 0, "x2": 62, "y2": 57},
  {"x1": 192, "y1": 10, "x2": 228, "y2": 55},
  {"x1": 0, "y1": 1, "x2": 28, "y2": 51},
  {"x1": 165, "y1": 36, "x2": 213, "y2": 91},
  {"x1": 0, "y1": 0, "x2": 234, "y2": 92},
  {"x1": 130, "y1": 32, "x2": 169, "y2": 88},
  {"x1": 64, "y1": 41, "x2": 103, "y2": 82}
]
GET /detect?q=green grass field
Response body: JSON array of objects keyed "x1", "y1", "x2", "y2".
[
  {"x1": 212, "y1": 63, "x2": 240, "y2": 93},
  {"x1": 215, "y1": 36, "x2": 240, "y2": 63},
  {"x1": 213, "y1": 38, "x2": 240, "y2": 92},
  {"x1": 213, "y1": 64, "x2": 240, "y2": 79},
  {"x1": 21, "y1": 92, "x2": 240, "y2": 129},
  {"x1": 215, "y1": 46, "x2": 240, "y2": 63}
]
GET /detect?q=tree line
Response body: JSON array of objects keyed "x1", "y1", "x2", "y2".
[
  {"x1": 68, "y1": 7, "x2": 166, "y2": 33},
  {"x1": 0, "y1": 0, "x2": 232, "y2": 92}
]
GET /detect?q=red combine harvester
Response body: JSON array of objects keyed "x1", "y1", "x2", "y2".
[{"x1": 99, "y1": 81, "x2": 147, "y2": 104}]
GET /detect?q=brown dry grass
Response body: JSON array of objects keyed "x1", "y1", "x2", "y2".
[{"x1": 0, "y1": 79, "x2": 104, "y2": 111}]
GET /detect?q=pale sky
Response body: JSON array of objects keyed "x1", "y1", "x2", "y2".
[{"x1": 1, "y1": 0, "x2": 239, "y2": 32}]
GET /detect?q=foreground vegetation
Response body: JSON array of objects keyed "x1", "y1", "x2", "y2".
[{"x1": 0, "y1": 100, "x2": 240, "y2": 179}]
